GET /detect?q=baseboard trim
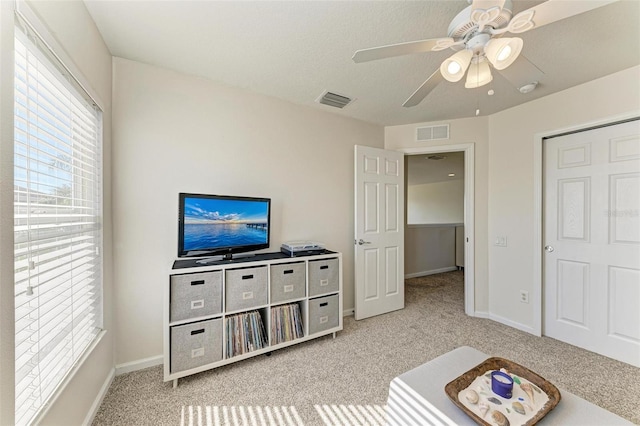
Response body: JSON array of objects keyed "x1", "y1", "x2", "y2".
[
  {"x1": 405, "y1": 266, "x2": 458, "y2": 279},
  {"x1": 489, "y1": 313, "x2": 535, "y2": 335},
  {"x1": 473, "y1": 310, "x2": 489, "y2": 319},
  {"x1": 343, "y1": 308, "x2": 354, "y2": 317},
  {"x1": 115, "y1": 355, "x2": 164, "y2": 376},
  {"x1": 82, "y1": 367, "x2": 115, "y2": 426}
]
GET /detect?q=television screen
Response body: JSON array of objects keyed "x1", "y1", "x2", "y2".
[{"x1": 178, "y1": 193, "x2": 270, "y2": 258}]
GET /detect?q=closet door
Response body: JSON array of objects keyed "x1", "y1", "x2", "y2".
[{"x1": 544, "y1": 119, "x2": 640, "y2": 367}]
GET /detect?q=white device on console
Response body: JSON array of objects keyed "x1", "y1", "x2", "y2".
[{"x1": 281, "y1": 241, "x2": 326, "y2": 256}]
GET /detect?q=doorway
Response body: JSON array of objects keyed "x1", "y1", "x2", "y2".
[
  {"x1": 400, "y1": 144, "x2": 475, "y2": 316},
  {"x1": 406, "y1": 151, "x2": 464, "y2": 265}
]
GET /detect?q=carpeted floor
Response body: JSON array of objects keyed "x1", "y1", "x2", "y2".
[{"x1": 92, "y1": 271, "x2": 640, "y2": 425}]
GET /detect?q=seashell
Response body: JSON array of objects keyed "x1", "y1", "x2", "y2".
[
  {"x1": 491, "y1": 410, "x2": 510, "y2": 426},
  {"x1": 465, "y1": 389, "x2": 479, "y2": 404},
  {"x1": 512, "y1": 401, "x2": 525, "y2": 415},
  {"x1": 520, "y1": 383, "x2": 535, "y2": 403},
  {"x1": 487, "y1": 397, "x2": 502, "y2": 405},
  {"x1": 532, "y1": 384, "x2": 542, "y2": 393},
  {"x1": 523, "y1": 402, "x2": 534, "y2": 411},
  {"x1": 479, "y1": 402, "x2": 490, "y2": 417}
]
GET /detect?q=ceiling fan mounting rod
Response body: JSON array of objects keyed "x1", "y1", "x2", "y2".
[{"x1": 465, "y1": 32, "x2": 491, "y2": 54}]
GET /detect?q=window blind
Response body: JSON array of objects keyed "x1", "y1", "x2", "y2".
[{"x1": 14, "y1": 20, "x2": 103, "y2": 425}]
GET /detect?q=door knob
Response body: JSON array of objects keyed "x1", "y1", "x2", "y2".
[
  {"x1": 357, "y1": 239, "x2": 372, "y2": 245},
  {"x1": 544, "y1": 245, "x2": 554, "y2": 253}
]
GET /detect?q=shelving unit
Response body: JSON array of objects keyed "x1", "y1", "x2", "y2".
[{"x1": 165, "y1": 250, "x2": 342, "y2": 386}]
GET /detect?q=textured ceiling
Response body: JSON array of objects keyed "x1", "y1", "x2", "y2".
[{"x1": 84, "y1": 0, "x2": 640, "y2": 127}]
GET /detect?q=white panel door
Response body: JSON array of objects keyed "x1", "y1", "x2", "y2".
[
  {"x1": 544, "y1": 119, "x2": 640, "y2": 367},
  {"x1": 354, "y1": 145, "x2": 404, "y2": 320}
]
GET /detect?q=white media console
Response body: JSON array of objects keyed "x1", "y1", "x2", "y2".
[{"x1": 164, "y1": 250, "x2": 343, "y2": 386}]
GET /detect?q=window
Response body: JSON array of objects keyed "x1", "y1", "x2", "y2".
[{"x1": 13, "y1": 18, "x2": 103, "y2": 425}]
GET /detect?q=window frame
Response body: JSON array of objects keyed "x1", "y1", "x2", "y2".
[{"x1": 13, "y1": 2, "x2": 106, "y2": 423}]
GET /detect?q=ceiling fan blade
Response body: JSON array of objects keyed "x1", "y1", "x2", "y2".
[
  {"x1": 497, "y1": 54, "x2": 544, "y2": 90},
  {"x1": 507, "y1": 0, "x2": 618, "y2": 34},
  {"x1": 403, "y1": 69, "x2": 444, "y2": 108},
  {"x1": 470, "y1": 0, "x2": 506, "y2": 26},
  {"x1": 352, "y1": 38, "x2": 455, "y2": 63}
]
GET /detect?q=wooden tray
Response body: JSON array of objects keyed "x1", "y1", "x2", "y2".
[{"x1": 444, "y1": 357, "x2": 561, "y2": 425}]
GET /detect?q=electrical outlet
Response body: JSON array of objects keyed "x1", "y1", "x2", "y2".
[{"x1": 520, "y1": 290, "x2": 529, "y2": 304}]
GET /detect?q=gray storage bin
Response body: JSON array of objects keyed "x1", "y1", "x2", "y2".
[
  {"x1": 308, "y1": 294, "x2": 339, "y2": 335},
  {"x1": 170, "y1": 318, "x2": 222, "y2": 373},
  {"x1": 270, "y1": 262, "x2": 306, "y2": 303},
  {"x1": 308, "y1": 258, "x2": 339, "y2": 297},
  {"x1": 225, "y1": 266, "x2": 268, "y2": 312},
  {"x1": 170, "y1": 271, "x2": 222, "y2": 322}
]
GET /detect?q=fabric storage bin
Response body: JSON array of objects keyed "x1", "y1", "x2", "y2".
[
  {"x1": 308, "y1": 294, "x2": 339, "y2": 335},
  {"x1": 225, "y1": 266, "x2": 268, "y2": 312},
  {"x1": 170, "y1": 271, "x2": 222, "y2": 322},
  {"x1": 170, "y1": 318, "x2": 222, "y2": 373},
  {"x1": 270, "y1": 262, "x2": 306, "y2": 303},
  {"x1": 308, "y1": 258, "x2": 339, "y2": 297}
]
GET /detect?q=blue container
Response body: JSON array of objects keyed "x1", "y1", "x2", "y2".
[{"x1": 491, "y1": 371, "x2": 514, "y2": 399}]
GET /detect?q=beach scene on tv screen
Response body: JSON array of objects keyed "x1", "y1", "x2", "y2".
[{"x1": 183, "y1": 197, "x2": 268, "y2": 251}]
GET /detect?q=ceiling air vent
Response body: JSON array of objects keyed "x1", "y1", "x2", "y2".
[
  {"x1": 416, "y1": 124, "x2": 450, "y2": 142},
  {"x1": 317, "y1": 91, "x2": 353, "y2": 109}
]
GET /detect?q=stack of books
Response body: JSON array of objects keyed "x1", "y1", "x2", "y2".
[
  {"x1": 270, "y1": 303, "x2": 304, "y2": 345},
  {"x1": 225, "y1": 310, "x2": 267, "y2": 357}
]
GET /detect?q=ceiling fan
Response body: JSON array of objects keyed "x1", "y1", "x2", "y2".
[{"x1": 352, "y1": 0, "x2": 617, "y2": 107}]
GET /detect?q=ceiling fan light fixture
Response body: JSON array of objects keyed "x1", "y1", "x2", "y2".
[
  {"x1": 440, "y1": 49, "x2": 473, "y2": 82},
  {"x1": 485, "y1": 37, "x2": 523, "y2": 70},
  {"x1": 465, "y1": 57, "x2": 493, "y2": 89}
]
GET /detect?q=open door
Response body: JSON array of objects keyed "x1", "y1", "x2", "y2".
[{"x1": 354, "y1": 145, "x2": 404, "y2": 320}]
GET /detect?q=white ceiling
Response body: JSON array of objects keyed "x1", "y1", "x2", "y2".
[{"x1": 83, "y1": 0, "x2": 640, "y2": 127}]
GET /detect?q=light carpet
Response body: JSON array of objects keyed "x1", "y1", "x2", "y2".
[{"x1": 92, "y1": 271, "x2": 640, "y2": 425}]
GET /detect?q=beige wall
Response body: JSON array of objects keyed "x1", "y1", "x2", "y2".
[
  {"x1": 488, "y1": 65, "x2": 640, "y2": 331},
  {"x1": 405, "y1": 225, "x2": 457, "y2": 277},
  {"x1": 0, "y1": 0, "x2": 114, "y2": 424},
  {"x1": 112, "y1": 57, "x2": 383, "y2": 364},
  {"x1": 386, "y1": 116, "x2": 490, "y2": 313},
  {"x1": 0, "y1": 2, "x2": 15, "y2": 424},
  {"x1": 408, "y1": 180, "x2": 464, "y2": 224},
  {"x1": 385, "y1": 66, "x2": 640, "y2": 332}
]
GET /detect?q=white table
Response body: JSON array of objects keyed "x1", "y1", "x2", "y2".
[{"x1": 386, "y1": 346, "x2": 634, "y2": 426}]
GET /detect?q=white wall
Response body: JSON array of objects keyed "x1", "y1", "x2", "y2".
[
  {"x1": 408, "y1": 179, "x2": 464, "y2": 224},
  {"x1": 0, "y1": 1, "x2": 114, "y2": 424},
  {"x1": 112, "y1": 58, "x2": 383, "y2": 365},
  {"x1": 487, "y1": 65, "x2": 640, "y2": 332},
  {"x1": 386, "y1": 117, "x2": 490, "y2": 313}
]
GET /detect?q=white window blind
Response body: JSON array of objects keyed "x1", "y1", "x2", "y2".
[{"x1": 14, "y1": 19, "x2": 103, "y2": 426}]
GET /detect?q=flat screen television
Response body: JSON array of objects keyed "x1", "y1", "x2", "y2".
[{"x1": 178, "y1": 193, "x2": 270, "y2": 260}]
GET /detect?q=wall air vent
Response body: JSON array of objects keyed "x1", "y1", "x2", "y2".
[
  {"x1": 416, "y1": 124, "x2": 450, "y2": 141},
  {"x1": 316, "y1": 91, "x2": 353, "y2": 109}
]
